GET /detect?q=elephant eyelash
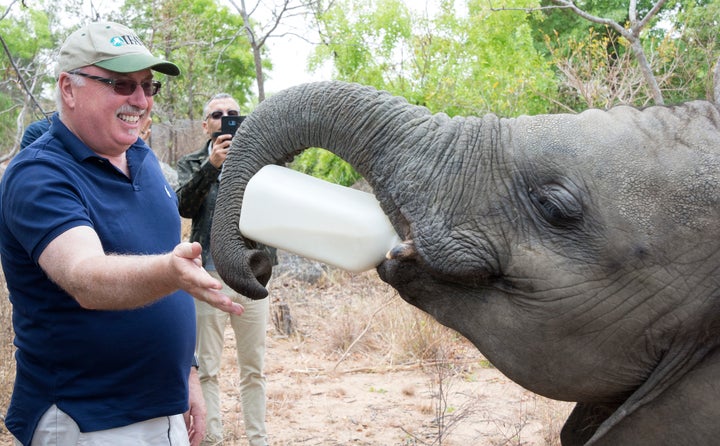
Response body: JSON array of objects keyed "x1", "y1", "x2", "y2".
[{"x1": 528, "y1": 183, "x2": 583, "y2": 227}]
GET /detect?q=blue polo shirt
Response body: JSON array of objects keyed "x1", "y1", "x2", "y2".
[{"x1": 0, "y1": 117, "x2": 195, "y2": 445}]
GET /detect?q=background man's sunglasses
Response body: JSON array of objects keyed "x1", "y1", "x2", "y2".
[
  {"x1": 206, "y1": 110, "x2": 240, "y2": 120},
  {"x1": 69, "y1": 71, "x2": 161, "y2": 97}
]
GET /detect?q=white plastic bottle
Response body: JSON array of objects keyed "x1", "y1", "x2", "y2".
[{"x1": 239, "y1": 165, "x2": 401, "y2": 272}]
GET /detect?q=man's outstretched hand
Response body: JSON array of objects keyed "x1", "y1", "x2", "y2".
[{"x1": 173, "y1": 242, "x2": 243, "y2": 315}]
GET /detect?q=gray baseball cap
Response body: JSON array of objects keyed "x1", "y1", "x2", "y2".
[{"x1": 55, "y1": 22, "x2": 180, "y2": 77}]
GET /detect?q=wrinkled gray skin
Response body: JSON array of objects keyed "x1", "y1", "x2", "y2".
[{"x1": 210, "y1": 80, "x2": 720, "y2": 445}]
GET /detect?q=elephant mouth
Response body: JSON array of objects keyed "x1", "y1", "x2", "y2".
[
  {"x1": 378, "y1": 239, "x2": 425, "y2": 289},
  {"x1": 379, "y1": 237, "x2": 497, "y2": 292},
  {"x1": 377, "y1": 251, "x2": 424, "y2": 305},
  {"x1": 377, "y1": 249, "x2": 488, "y2": 319},
  {"x1": 380, "y1": 221, "x2": 503, "y2": 289},
  {"x1": 385, "y1": 239, "x2": 418, "y2": 262}
]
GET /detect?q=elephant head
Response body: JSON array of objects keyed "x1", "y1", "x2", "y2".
[{"x1": 211, "y1": 81, "x2": 720, "y2": 445}]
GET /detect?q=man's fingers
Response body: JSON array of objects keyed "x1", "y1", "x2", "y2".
[
  {"x1": 203, "y1": 289, "x2": 244, "y2": 315},
  {"x1": 215, "y1": 300, "x2": 244, "y2": 315},
  {"x1": 173, "y1": 242, "x2": 242, "y2": 315}
]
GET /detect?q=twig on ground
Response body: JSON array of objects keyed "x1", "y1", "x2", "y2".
[{"x1": 333, "y1": 295, "x2": 400, "y2": 370}]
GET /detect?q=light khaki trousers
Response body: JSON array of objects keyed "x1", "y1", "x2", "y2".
[{"x1": 195, "y1": 272, "x2": 269, "y2": 446}]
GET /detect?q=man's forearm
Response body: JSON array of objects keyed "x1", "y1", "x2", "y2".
[
  {"x1": 64, "y1": 251, "x2": 181, "y2": 310},
  {"x1": 38, "y1": 227, "x2": 221, "y2": 311}
]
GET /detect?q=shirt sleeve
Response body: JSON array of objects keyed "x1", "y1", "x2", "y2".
[
  {"x1": 2, "y1": 158, "x2": 92, "y2": 262},
  {"x1": 20, "y1": 120, "x2": 51, "y2": 150}
]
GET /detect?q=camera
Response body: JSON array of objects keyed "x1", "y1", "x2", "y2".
[{"x1": 212, "y1": 115, "x2": 245, "y2": 138}]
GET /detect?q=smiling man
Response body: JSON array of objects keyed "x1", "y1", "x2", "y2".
[{"x1": 0, "y1": 22, "x2": 243, "y2": 446}]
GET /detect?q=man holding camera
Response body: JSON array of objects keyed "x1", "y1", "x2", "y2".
[{"x1": 176, "y1": 93, "x2": 270, "y2": 446}]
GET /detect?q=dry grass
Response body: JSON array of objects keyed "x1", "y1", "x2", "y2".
[
  {"x1": 0, "y1": 271, "x2": 15, "y2": 443},
  {"x1": 275, "y1": 267, "x2": 465, "y2": 367},
  {"x1": 258, "y1": 267, "x2": 571, "y2": 445}
]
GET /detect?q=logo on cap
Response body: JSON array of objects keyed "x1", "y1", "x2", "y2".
[{"x1": 109, "y1": 34, "x2": 145, "y2": 48}]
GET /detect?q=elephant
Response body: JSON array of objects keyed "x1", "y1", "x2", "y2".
[{"x1": 209, "y1": 79, "x2": 720, "y2": 445}]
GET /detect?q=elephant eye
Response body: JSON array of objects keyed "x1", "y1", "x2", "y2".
[{"x1": 529, "y1": 182, "x2": 583, "y2": 227}]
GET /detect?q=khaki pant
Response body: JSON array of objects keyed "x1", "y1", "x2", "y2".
[
  {"x1": 15, "y1": 405, "x2": 188, "y2": 446},
  {"x1": 196, "y1": 272, "x2": 269, "y2": 446}
]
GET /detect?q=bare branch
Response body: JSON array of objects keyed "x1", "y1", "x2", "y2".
[
  {"x1": 333, "y1": 295, "x2": 398, "y2": 370},
  {"x1": 0, "y1": 34, "x2": 47, "y2": 117},
  {"x1": 550, "y1": 0, "x2": 628, "y2": 37},
  {"x1": 1, "y1": 0, "x2": 19, "y2": 22},
  {"x1": 634, "y1": 0, "x2": 669, "y2": 34},
  {"x1": 546, "y1": 0, "x2": 668, "y2": 104},
  {"x1": 487, "y1": 0, "x2": 570, "y2": 13},
  {"x1": 225, "y1": 0, "x2": 316, "y2": 102}
]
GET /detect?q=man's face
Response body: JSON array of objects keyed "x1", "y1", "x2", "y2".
[
  {"x1": 59, "y1": 65, "x2": 154, "y2": 157},
  {"x1": 202, "y1": 98, "x2": 241, "y2": 140}
]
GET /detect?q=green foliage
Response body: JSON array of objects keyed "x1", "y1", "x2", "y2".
[
  {"x1": 290, "y1": 148, "x2": 361, "y2": 186},
  {"x1": 1, "y1": 0, "x2": 718, "y2": 169},
  {"x1": 537, "y1": 0, "x2": 719, "y2": 109},
  {"x1": 0, "y1": 0, "x2": 259, "y2": 157},
  {"x1": 312, "y1": 0, "x2": 413, "y2": 89},
  {"x1": 531, "y1": 0, "x2": 665, "y2": 48},
  {"x1": 314, "y1": 0, "x2": 556, "y2": 117},
  {"x1": 116, "y1": 0, "x2": 256, "y2": 121},
  {"x1": 0, "y1": 9, "x2": 52, "y2": 61},
  {"x1": 0, "y1": 4, "x2": 57, "y2": 152},
  {"x1": 307, "y1": 0, "x2": 557, "y2": 182},
  {"x1": 423, "y1": 0, "x2": 556, "y2": 117},
  {"x1": 666, "y1": 0, "x2": 720, "y2": 102}
]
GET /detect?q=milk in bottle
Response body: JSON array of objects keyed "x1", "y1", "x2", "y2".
[{"x1": 239, "y1": 165, "x2": 401, "y2": 272}]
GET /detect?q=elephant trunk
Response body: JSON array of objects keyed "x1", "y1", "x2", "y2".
[{"x1": 210, "y1": 81, "x2": 431, "y2": 298}]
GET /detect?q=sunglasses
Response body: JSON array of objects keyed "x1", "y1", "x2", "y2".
[
  {"x1": 69, "y1": 71, "x2": 162, "y2": 97},
  {"x1": 206, "y1": 110, "x2": 240, "y2": 120}
]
